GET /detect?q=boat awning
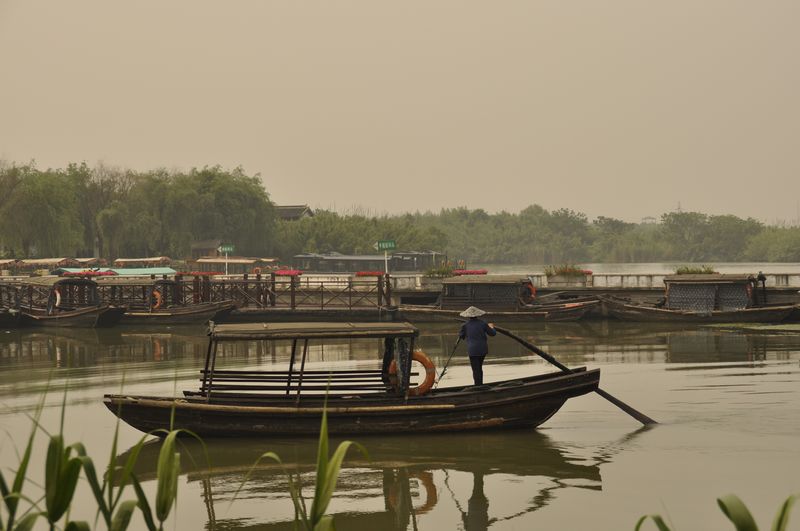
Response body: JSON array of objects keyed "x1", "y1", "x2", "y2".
[
  {"x1": 664, "y1": 274, "x2": 753, "y2": 284},
  {"x1": 208, "y1": 322, "x2": 419, "y2": 341}
]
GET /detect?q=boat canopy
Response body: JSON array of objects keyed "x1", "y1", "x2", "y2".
[{"x1": 208, "y1": 321, "x2": 418, "y2": 341}]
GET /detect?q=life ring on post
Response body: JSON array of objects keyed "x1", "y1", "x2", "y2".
[
  {"x1": 150, "y1": 288, "x2": 163, "y2": 310},
  {"x1": 388, "y1": 350, "x2": 436, "y2": 396},
  {"x1": 253, "y1": 267, "x2": 262, "y2": 275}
]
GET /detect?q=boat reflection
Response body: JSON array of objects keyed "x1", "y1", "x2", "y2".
[{"x1": 120, "y1": 429, "x2": 634, "y2": 530}]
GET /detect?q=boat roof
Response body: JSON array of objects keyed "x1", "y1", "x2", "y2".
[
  {"x1": 208, "y1": 322, "x2": 418, "y2": 341},
  {"x1": 22, "y1": 276, "x2": 98, "y2": 287},
  {"x1": 442, "y1": 275, "x2": 525, "y2": 284},
  {"x1": 664, "y1": 274, "x2": 753, "y2": 284}
]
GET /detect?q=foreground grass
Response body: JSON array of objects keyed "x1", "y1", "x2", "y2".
[
  {"x1": 1, "y1": 390, "x2": 361, "y2": 531},
  {"x1": 637, "y1": 493, "x2": 798, "y2": 531}
]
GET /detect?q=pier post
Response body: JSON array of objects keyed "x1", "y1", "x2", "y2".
[{"x1": 384, "y1": 273, "x2": 393, "y2": 307}]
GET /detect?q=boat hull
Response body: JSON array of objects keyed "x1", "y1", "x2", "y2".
[
  {"x1": 20, "y1": 304, "x2": 126, "y2": 328},
  {"x1": 603, "y1": 297, "x2": 795, "y2": 323},
  {"x1": 119, "y1": 301, "x2": 236, "y2": 325},
  {"x1": 104, "y1": 368, "x2": 599, "y2": 436},
  {"x1": 398, "y1": 301, "x2": 598, "y2": 323}
]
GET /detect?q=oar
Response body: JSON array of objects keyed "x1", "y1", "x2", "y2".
[
  {"x1": 492, "y1": 324, "x2": 658, "y2": 426},
  {"x1": 434, "y1": 337, "x2": 461, "y2": 388}
]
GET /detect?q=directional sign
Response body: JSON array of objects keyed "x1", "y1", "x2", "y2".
[
  {"x1": 218, "y1": 244, "x2": 235, "y2": 254},
  {"x1": 374, "y1": 240, "x2": 396, "y2": 251}
]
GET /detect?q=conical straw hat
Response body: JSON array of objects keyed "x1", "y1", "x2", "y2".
[{"x1": 459, "y1": 306, "x2": 486, "y2": 318}]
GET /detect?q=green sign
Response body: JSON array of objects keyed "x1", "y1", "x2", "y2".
[
  {"x1": 374, "y1": 240, "x2": 396, "y2": 251},
  {"x1": 218, "y1": 244, "x2": 235, "y2": 254}
]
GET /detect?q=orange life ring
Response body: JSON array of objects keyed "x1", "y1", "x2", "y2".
[
  {"x1": 150, "y1": 288, "x2": 163, "y2": 310},
  {"x1": 388, "y1": 350, "x2": 436, "y2": 396},
  {"x1": 253, "y1": 267, "x2": 262, "y2": 275}
]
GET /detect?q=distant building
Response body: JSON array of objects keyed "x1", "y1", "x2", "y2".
[
  {"x1": 190, "y1": 256, "x2": 279, "y2": 275},
  {"x1": 275, "y1": 205, "x2": 314, "y2": 221},
  {"x1": 190, "y1": 239, "x2": 223, "y2": 259},
  {"x1": 293, "y1": 251, "x2": 443, "y2": 273},
  {"x1": 641, "y1": 216, "x2": 657, "y2": 224},
  {"x1": 113, "y1": 256, "x2": 172, "y2": 268}
]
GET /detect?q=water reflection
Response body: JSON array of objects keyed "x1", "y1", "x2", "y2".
[
  {"x1": 2, "y1": 323, "x2": 798, "y2": 372},
  {"x1": 122, "y1": 429, "x2": 629, "y2": 530}
]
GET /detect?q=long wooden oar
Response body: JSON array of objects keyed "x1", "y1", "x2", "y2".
[
  {"x1": 492, "y1": 324, "x2": 658, "y2": 426},
  {"x1": 435, "y1": 337, "x2": 461, "y2": 388}
]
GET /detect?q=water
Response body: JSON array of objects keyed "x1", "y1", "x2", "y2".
[
  {"x1": 1, "y1": 322, "x2": 799, "y2": 530},
  {"x1": 476, "y1": 262, "x2": 800, "y2": 275}
]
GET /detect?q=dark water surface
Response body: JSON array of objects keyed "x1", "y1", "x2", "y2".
[{"x1": 1, "y1": 321, "x2": 799, "y2": 530}]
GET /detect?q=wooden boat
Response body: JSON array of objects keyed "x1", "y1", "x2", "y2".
[
  {"x1": 20, "y1": 304, "x2": 126, "y2": 328},
  {"x1": 399, "y1": 300, "x2": 599, "y2": 322},
  {"x1": 118, "y1": 300, "x2": 236, "y2": 325},
  {"x1": 602, "y1": 296, "x2": 795, "y2": 323},
  {"x1": 10, "y1": 277, "x2": 126, "y2": 327},
  {"x1": 105, "y1": 322, "x2": 600, "y2": 436}
]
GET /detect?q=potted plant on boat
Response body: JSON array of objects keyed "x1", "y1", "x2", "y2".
[{"x1": 545, "y1": 264, "x2": 592, "y2": 287}]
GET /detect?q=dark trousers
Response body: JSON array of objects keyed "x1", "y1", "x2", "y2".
[{"x1": 469, "y1": 356, "x2": 485, "y2": 385}]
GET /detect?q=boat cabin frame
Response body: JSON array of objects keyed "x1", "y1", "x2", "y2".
[{"x1": 198, "y1": 322, "x2": 420, "y2": 403}]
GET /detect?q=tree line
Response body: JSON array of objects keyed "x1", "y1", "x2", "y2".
[{"x1": 2, "y1": 162, "x2": 799, "y2": 264}]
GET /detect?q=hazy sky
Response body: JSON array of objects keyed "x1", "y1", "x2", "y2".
[{"x1": 1, "y1": 1, "x2": 798, "y2": 223}]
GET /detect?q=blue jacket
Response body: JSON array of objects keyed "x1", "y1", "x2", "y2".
[{"x1": 459, "y1": 318, "x2": 496, "y2": 357}]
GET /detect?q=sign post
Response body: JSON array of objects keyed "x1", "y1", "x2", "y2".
[
  {"x1": 373, "y1": 240, "x2": 396, "y2": 274},
  {"x1": 218, "y1": 244, "x2": 235, "y2": 275}
]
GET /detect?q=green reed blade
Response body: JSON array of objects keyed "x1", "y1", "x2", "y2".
[
  {"x1": 717, "y1": 495, "x2": 759, "y2": 531},
  {"x1": 154, "y1": 431, "x2": 181, "y2": 524},
  {"x1": 229, "y1": 451, "x2": 282, "y2": 509},
  {"x1": 313, "y1": 514, "x2": 335, "y2": 531},
  {"x1": 312, "y1": 440, "x2": 367, "y2": 525},
  {"x1": 131, "y1": 475, "x2": 157, "y2": 531},
  {"x1": 64, "y1": 520, "x2": 90, "y2": 531},
  {"x1": 10, "y1": 511, "x2": 41, "y2": 531},
  {"x1": 635, "y1": 514, "x2": 672, "y2": 531},
  {"x1": 110, "y1": 500, "x2": 139, "y2": 531},
  {"x1": 771, "y1": 494, "x2": 798, "y2": 531}
]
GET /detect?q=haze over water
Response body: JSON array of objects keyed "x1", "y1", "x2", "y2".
[{"x1": 1, "y1": 321, "x2": 798, "y2": 530}]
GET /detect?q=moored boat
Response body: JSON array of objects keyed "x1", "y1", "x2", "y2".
[
  {"x1": 399, "y1": 300, "x2": 599, "y2": 322},
  {"x1": 104, "y1": 321, "x2": 600, "y2": 436},
  {"x1": 13, "y1": 276, "x2": 126, "y2": 327},
  {"x1": 602, "y1": 295, "x2": 795, "y2": 323},
  {"x1": 118, "y1": 300, "x2": 236, "y2": 325},
  {"x1": 20, "y1": 304, "x2": 126, "y2": 328}
]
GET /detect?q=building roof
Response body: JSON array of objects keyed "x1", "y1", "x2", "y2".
[
  {"x1": 75, "y1": 257, "x2": 106, "y2": 265},
  {"x1": 19, "y1": 258, "x2": 78, "y2": 267},
  {"x1": 664, "y1": 274, "x2": 754, "y2": 284},
  {"x1": 195, "y1": 257, "x2": 278, "y2": 265},
  {"x1": 57, "y1": 267, "x2": 177, "y2": 276},
  {"x1": 275, "y1": 205, "x2": 314, "y2": 220},
  {"x1": 208, "y1": 321, "x2": 418, "y2": 341},
  {"x1": 294, "y1": 253, "x2": 386, "y2": 261},
  {"x1": 190, "y1": 239, "x2": 223, "y2": 250},
  {"x1": 113, "y1": 257, "x2": 172, "y2": 265},
  {"x1": 442, "y1": 275, "x2": 526, "y2": 284}
]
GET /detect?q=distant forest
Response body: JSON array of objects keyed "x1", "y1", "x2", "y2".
[{"x1": 2, "y1": 162, "x2": 800, "y2": 264}]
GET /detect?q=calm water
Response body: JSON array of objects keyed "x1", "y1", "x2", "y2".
[
  {"x1": 1, "y1": 321, "x2": 799, "y2": 530},
  {"x1": 476, "y1": 262, "x2": 800, "y2": 275}
]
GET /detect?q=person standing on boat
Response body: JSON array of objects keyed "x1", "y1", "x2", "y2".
[{"x1": 459, "y1": 306, "x2": 496, "y2": 386}]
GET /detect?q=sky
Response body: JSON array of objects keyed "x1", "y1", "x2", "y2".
[{"x1": 1, "y1": 1, "x2": 799, "y2": 223}]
